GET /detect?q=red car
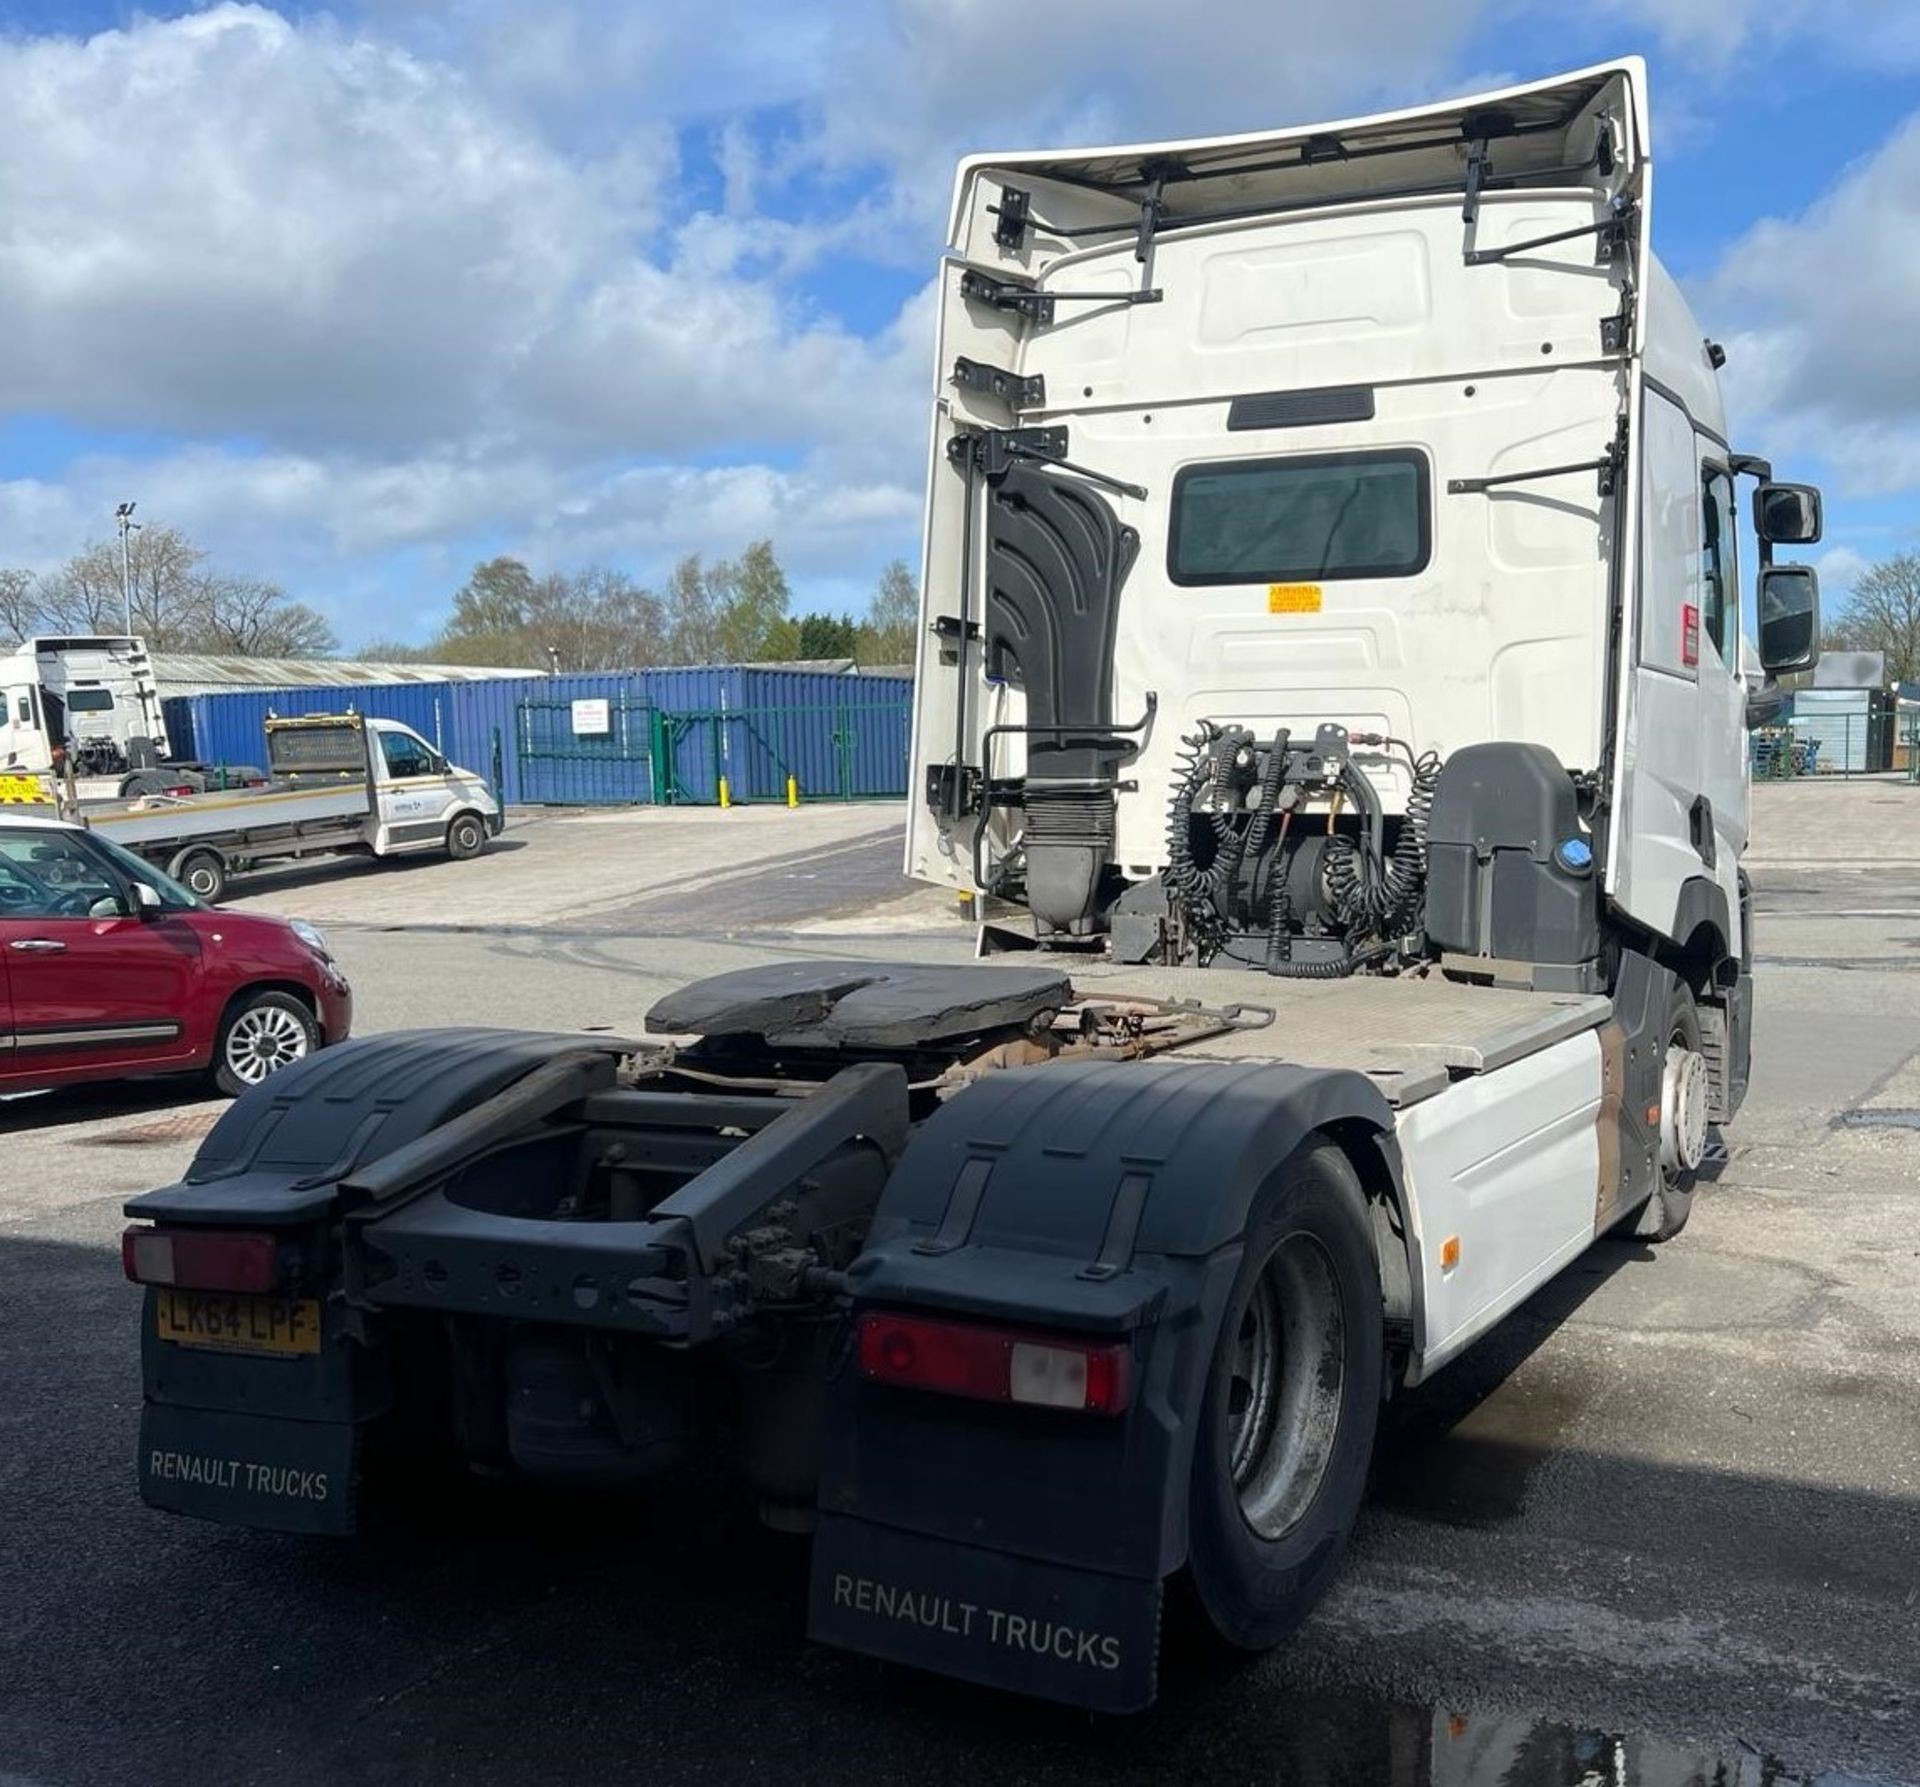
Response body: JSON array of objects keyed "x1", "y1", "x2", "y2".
[{"x1": 0, "y1": 810, "x2": 351, "y2": 1098}]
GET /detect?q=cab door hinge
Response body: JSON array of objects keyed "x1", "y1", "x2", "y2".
[{"x1": 951, "y1": 356, "x2": 1046, "y2": 410}]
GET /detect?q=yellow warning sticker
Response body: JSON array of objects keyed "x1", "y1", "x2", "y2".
[
  {"x1": 0, "y1": 773, "x2": 54, "y2": 804},
  {"x1": 1267, "y1": 583, "x2": 1323, "y2": 614}
]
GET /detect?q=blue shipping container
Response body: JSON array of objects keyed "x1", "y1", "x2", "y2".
[
  {"x1": 175, "y1": 684, "x2": 457, "y2": 776},
  {"x1": 182, "y1": 666, "x2": 912, "y2": 806}
]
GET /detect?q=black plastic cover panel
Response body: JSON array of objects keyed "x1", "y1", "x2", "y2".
[
  {"x1": 983, "y1": 461, "x2": 1137, "y2": 780},
  {"x1": 646, "y1": 960, "x2": 1072, "y2": 1048},
  {"x1": 1227, "y1": 385, "x2": 1375, "y2": 431}
]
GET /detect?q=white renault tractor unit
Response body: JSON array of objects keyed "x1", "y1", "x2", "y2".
[{"x1": 123, "y1": 61, "x2": 1822, "y2": 1714}]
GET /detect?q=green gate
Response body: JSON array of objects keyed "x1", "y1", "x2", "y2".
[{"x1": 515, "y1": 693, "x2": 655, "y2": 804}]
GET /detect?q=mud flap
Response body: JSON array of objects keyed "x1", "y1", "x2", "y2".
[
  {"x1": 808, "y1": 1513, "x2": 1161, "y2": 1712},
  {"x1": 139, "y1": 1404, "x2": 359, "y2": 1536}
]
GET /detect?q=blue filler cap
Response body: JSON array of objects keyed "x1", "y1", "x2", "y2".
[{"x1": 1555, "y1": 837, "x2": 1594, "y2": 873}]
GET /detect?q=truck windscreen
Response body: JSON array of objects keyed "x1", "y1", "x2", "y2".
[{"x1": 1168, "y1": 450, "x2": 1430, "y2": 585}]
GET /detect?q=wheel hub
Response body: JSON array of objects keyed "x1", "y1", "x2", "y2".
[
  {"x1": 1659, "y1": 1043, "x2": 1710, "y2": 1174},
  {"x1": 1225, "y1": 1232, "x2": 1346, "y2": 1542}
]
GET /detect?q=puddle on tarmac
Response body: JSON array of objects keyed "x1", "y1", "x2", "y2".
[{"x1": 1190, "y1": 1690, "x2": 1895, "y2": 1787}]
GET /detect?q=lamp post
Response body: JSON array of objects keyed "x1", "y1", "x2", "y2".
[{"x1": 114, "y1": 502, "x2": 140, "y2": 637}]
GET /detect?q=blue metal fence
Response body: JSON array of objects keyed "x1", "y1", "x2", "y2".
[{"x1": 172, "y1": 667, "x2": 913, "y2": 806}]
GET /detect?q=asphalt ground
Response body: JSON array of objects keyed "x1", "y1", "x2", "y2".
[{"x1": 3, "y1": 786, "x2": 1917, "y2": 1787}]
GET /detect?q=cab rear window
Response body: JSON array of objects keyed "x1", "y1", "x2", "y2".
[{"x1": 1168, "y1": 450, "x2": 1430, "y2": 585}]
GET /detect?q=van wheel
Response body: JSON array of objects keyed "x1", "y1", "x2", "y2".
[
  {"x1": 446, "y1": 811, "x2": 487, "y2": 862},
  {"x1": 170, "y1": 848, "x2": 227, "y2": 904},
  {"x1": 1185, "y1": 1141, "x2": 1384, "y2": 1651},
  {"x1": 212, "y1": 991, "x2": 319, "y2": 1096},
  {"x1": 1633, "y1": 985, "x2": 1706, "y2": 1243}
]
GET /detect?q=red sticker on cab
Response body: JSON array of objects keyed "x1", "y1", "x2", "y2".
[{"x1": 1681, "y1": 602, "x2": 1700, "y2": 668}]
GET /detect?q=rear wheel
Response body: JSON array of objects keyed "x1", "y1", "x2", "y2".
[
  {"x1": 1633, "y1": 984, "x2": 1707, "y2": 1243},
  {"x1": 446, "y1": 811, "x2": 487, "y2": 862},
  {"x1": 212, "y1": 990, "x2": 319, "y2": 1096},
  {"x1": 170, "y1": 847, "x2": 227, "y2": 904},
  {"x1": 1186, "y1": 1141, "x2": 1384, "y2": 1650}
]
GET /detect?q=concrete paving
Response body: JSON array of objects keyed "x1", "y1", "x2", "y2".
[{"x1": 3, "y1": 788, "x2": 1917, "y2": 1786}]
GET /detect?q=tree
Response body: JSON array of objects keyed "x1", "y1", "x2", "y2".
[
  {"x1": 196, "y1": 576, "x2": 338, "y2": 657},
  {"x1": 860, "y1": 558, "x2": 919, "y2": 665},
  {"x1": 664, "y1": 554, "x2": 725, "y2": 664},
  {"x1": 526, "y1": 566, "x2": 665, "y2": 671},
  {"x1": 0, "y1": 568, "x2": 38, "y2": 644},
  {"x1": 35, "y1": 546, "x2": 126, "y2": 635},
  {"x1": 714, "y1": 539, "x2": 790, "y2": 662},
  {"x1": 1833, "y1": 552, "x2": 1920, "y2": 685},
  {"x1": 37, "y1": 525, "x2": 209, "y2": 646},
  {"x1": 794, "y1": 612, "x2": 859, "y2": 659},
  {"x1": 436, "y1": 557, "x2": 540, "y2": 665}
]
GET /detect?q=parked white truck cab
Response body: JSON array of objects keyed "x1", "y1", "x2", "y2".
[
  {"x1": 123, "y1": 61, "x2": 1825, "y2": 1716},
  {"x1": 0, "y1": 635, "x2": 174, "y2": 788}
]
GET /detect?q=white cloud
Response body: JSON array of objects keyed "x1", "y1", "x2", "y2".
[
  {"x1": 1815, "y1": 545, "x2": 1871, "y2": 593},
  {"x1": 1704, "y1": 111, "x2": 1920, "y2": 497},
  {"x1": 1596, "y1": 0, "x2": 1920, "y2": 70},
  {"x1": 8, "y1": 0, "x2": 1914, "y2": 655}
]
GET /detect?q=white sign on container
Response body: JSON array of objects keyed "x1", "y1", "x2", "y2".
[{"x1": 571, "y1": 698, "x2": 611, "y2": 737}]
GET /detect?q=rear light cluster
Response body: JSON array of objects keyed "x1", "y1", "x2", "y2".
[
  {"x1": 856, "y1": 1311, "x2": 1132, "y2": 1416},
  {"x1": 122, "y1": 1227, "x2": 279, "y2": 1293}
]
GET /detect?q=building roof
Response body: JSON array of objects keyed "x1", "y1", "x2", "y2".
[{"x1": 151, "y1": 653, "x2": 540, "y2": 694}]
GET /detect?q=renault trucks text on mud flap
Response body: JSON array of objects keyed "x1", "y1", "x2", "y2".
[{"x1": 122, "y1": 60, "x2": 1824, "y2": 1714}]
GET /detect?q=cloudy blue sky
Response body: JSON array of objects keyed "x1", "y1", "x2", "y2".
[{"x1": 0, "y1": 1, "x2": 1915, "y2": 650}]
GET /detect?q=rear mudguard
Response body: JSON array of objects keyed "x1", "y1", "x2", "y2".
[
  {"x1": 809, "y1": 1056, "x2": 1398, "y2": 1712},
  {"x1": 129, "y1": 1029, "x2": 625, "y2": 1533}
]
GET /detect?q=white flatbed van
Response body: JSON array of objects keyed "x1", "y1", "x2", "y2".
[{"x1": 85, "y1": 712, "x2": 500, "y2": 901}]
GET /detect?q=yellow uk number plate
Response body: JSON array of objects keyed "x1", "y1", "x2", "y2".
[{"x1": 154, "y1": 1289, "x2": 322, "y2": 1357}]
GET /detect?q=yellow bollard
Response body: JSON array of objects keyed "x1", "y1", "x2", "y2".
[
  {"x1": 718, "y1": 775, "x2": 732, "y2": 810},
  {"x1": 786, "y1": 774, "x2": 799, "y2": 808}
]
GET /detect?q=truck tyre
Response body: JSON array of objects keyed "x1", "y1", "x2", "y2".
[
  {"x1": 210, "y1": 990, "x2": 320, "y2": 1096},
  {"x1": 170, "y1": 847, "x2": 228, "y2": 904},
  {"x1": 1632, "y1": 984, "x2": 1706, "y2": 1243},
  {"x1": 121, "y1": 770, "x2": 172, "y2": 798},
  {"x1": 1185, "y1": 1139, "x2": 1384, "y2": 1651},
  {"x1": 446, "y1": 811, "x2": 487, "y2": 862}
]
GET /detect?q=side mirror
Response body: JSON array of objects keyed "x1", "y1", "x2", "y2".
[
  {"x1": 1758, "y1": 564, "x2": 1820, "y2": 677},
  {"x1": 1753, "y1": 482, "x2": 1823, "y2": 545},
  {"x1": 131, "y1": 881, "x2": 163, "y2": 917}
]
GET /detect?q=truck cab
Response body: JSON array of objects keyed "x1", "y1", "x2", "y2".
[
  {"x1": 0, "y1": 635, "x2": 171, "y2": 786},
  {"x1": 906, "y1": 56, "x2": 1821, "y2": 1063}
]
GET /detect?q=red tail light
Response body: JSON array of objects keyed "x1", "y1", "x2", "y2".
[
  {"x1": 856, "y1": 1311, "x2": 1131, "y2": 1415},
  {"x1": 122, "y1": 1227, "x2": 278, "y2": 1293}
]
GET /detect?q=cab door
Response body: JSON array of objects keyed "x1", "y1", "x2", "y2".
[
  {"x1": 1694, "y1": 456, "x2": 1750, "y2": 952},
  {"x1": 0, "y1": 828, "x2": 204, "y2": 1080},
  {"x1": 1610, "y1": 391, "x2": 1748, "y2": 951},
  {"x1": 371, "y1": 723, "x2": 456, "y2": 851}
]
